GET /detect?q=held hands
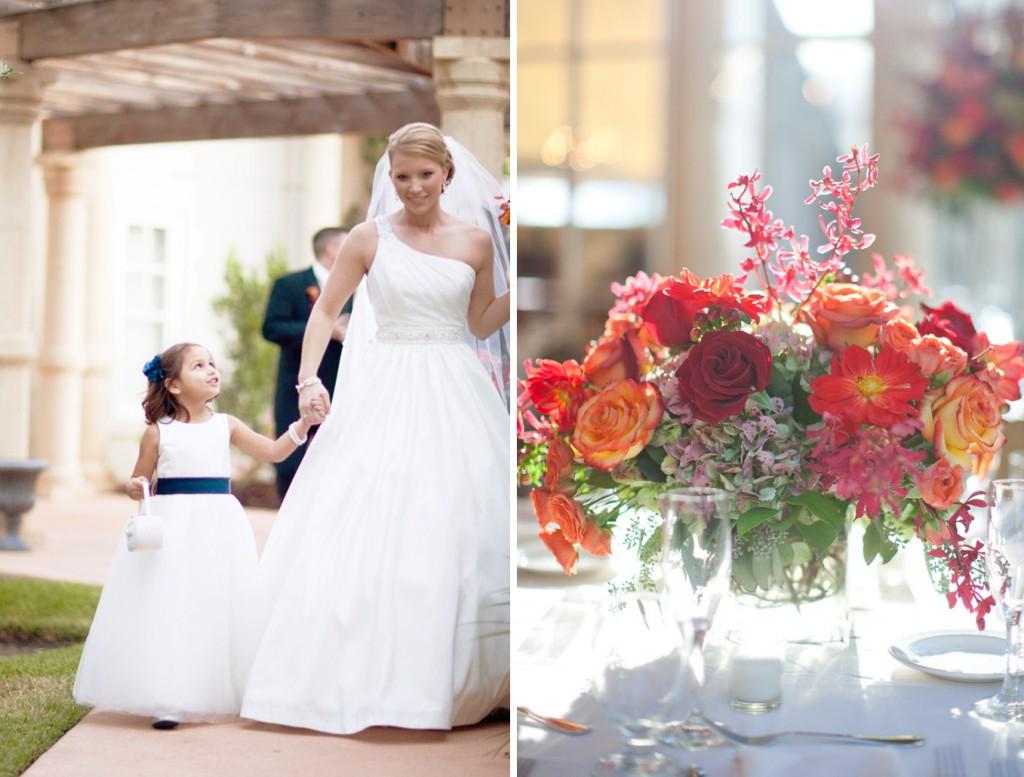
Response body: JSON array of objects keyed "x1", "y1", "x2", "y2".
[
  {"x1": 126, "y1": 476, "x2": 149, "y2": 501},
  {"x1": 298, "y1": 383, "x2": 331, "y2": 425}
]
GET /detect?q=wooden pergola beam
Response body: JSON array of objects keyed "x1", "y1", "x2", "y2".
[
  {"x1": 17, "y1": 0, "x2": 445, "y2": 60},
  {"x1": 41, "y1": 88, "x2": 440, "y2": 150}
]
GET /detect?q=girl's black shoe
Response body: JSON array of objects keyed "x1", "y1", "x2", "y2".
[{"x1": 152, "y1": 719, "x2": 178, "y2": 730}]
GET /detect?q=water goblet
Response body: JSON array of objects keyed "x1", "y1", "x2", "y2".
[
  {"x1": 659, "y1": 488, "x2": 733, "y2": 749},
  {"x1": 592, "y1": 593, "x2": 693, "y2": 777},
  {"x1": 975, "y1": 479, "x2": 1024, "y2": 722}
]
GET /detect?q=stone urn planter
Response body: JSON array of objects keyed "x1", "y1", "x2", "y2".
[{"x1": 0, "y1": 460, "x2": 47, "y2": 551}]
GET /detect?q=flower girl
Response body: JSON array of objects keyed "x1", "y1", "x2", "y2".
[{"x1": 74, "y1": 342, "x2": 316, "y2": 728}]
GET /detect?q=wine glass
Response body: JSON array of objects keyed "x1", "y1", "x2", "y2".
[
  {"x1": 975, "y1": 479, "x2": 1024, "y2": 721},
  {"x1": 658, "y1": 487, "x2": 733, "y2": 749},
  {"x1": 592, "y1": 593, "x2": 693, "y2": 777}
]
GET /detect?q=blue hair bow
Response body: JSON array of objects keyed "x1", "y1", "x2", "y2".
[{"x1": 142, "y1": 355, "x2": 165, "y2": 384}]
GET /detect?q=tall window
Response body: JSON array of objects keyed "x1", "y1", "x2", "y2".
[
  {"x1": 718, "y1": 0, "x2": 874, "y2": 250},
  {"x1": 116, "y1": 225, "x2": 169, "y2": 416},
  {"x1": 518, "y1": 0, "x2": 668, "y2": 358}
]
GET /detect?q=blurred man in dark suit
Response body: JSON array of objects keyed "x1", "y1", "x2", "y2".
[{"x1": 263, "y1": 226, "x2": 352, "y2": 498}]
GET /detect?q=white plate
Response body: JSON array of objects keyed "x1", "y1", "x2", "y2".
[{"x1": 889, "y1": 630, "x2": 1006, "y2": 683}]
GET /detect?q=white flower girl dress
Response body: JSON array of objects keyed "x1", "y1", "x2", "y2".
[{"x1": 74, "y1": 414, "x2": 259, "y2": 721}]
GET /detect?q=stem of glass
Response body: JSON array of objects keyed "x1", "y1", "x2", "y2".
[{"x1": 1002, "y1": 604, "x2": 1024, "y2": 704}]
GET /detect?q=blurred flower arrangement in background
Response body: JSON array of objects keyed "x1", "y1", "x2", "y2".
[
  {"x1": 904, "y1": 8, "x2": 1024, "y2": 205},
  {"x1": 518, "y1": 146, "x2": 1024, "y2": 628}
]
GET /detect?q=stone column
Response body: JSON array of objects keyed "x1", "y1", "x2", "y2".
[
  {"x1": 0, "y1": 63, "x2": 47, "y2": 459},
  {"x1": 658, "y1": 2, "x2": 723, "y2": 278},
  {"x1": 35, "y1": 152, "x2": 89, "y2": 494},
  {"x1": 77, "y1": 153, "x2": 112, "y2": 488},
  {"x1": 432, "y1": 36, "x2": 510, "y2": 179},
  {"x1": 339, "y1": 134, "x2": 373, "y2": 226}
]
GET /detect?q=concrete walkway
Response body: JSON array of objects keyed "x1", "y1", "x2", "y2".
[{"x1": 0, "y1": 492, "x2": 509, "y2": 777}]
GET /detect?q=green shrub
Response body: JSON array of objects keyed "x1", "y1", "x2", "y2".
[{"x1": 211, "y1": 249, "x2": 288, "y2": 440}]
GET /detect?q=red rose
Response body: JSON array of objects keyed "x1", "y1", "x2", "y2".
[
  {"x1": 676, "y1": 331, "x2": 772, "y2": 423},
  {"x1": 640, "y1": 271, "x2": 766, "y2": 349},
  {"x1": 641, "y1": 283, "x2": 697, "y2": 348},
  {"x1": 918, "y1": 301, "x2": 977, "y2": 354}
]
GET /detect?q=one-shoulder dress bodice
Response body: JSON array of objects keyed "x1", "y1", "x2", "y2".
[{"x1": 366, "y1": 215, "x2": 477, "y2": 344}]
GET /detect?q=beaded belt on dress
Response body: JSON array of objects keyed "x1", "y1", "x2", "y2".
[{"x1": 376, "y1": 325, "x2": 464, "y2": 344}]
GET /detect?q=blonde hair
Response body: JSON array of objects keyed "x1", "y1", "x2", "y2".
[{"x1": 387, "y1": 122, "x2": 454, "y2": 184}]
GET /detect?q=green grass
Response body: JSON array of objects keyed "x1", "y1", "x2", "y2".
[
  {"x1": 0, "y1": 644, "x2": 90, "y2": 777},
  {"x1": 0, "y1": 576, "x2": 100, "y2": 642},
  {"x1": 0, "y1": 577, "x2": 100, "y2": 776}
]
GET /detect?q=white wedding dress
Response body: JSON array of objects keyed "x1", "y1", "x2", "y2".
[{"x1": 241, "y1": 216, "x2": 510, "y2": 735}]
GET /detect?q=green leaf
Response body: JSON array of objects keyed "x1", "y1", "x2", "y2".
[
  {"x1": 752, "y1": 552, "x2": 773, "y2": 590},
  {"x1": 777, "y1": 510, "x2": 798, "y2": 532},
  {"x1": 795, "y1": 519, "x2": 838, "y2": 553},
  {"x1": 791, "y1": 542, "x2": 811, "y2": 565},
  {"x1": 767, "y1": 364, "x2": 793, "y2": 398},
  {"x1": 771, "y1": 546, "x2": 785, "y2": 584},
  {"x1": 877, "y1": 525, "x2": 900, "y2": 563},
  {"x1": 777, "y1": 543, "x2": 794, "y2": 565},
  {"x1": 634, "y1": 448, "x2": 668, "y2": 484},
  {"x1": 587, "y1": 470, "x2": 618, "y2": 489},
  {"x1": 737, "y1": 506, "x2": 778, "y2": 537},
  {"x1": 862, "y1": 519, "x2": 881, "y2": 564},
  {"x1": 792, "y1": 377, "x2": 819, "y2": 425},
  {"x1": 749, "y1": 391, "x2": 775, "y2": 413},
  {"x1": 787, "y1": 492, "x2": 847, "y2": 532},
  {"x1": 732, "y1": 554, "x2": 756, "y2": 592}
]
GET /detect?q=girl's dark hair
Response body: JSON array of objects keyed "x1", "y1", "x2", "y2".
[{"x1": 142, "y1": 342, "x2": 202, "y2": 424}]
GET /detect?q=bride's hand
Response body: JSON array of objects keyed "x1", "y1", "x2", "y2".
[
  {"x1": 308, "y1": 396, "x2": 327, "y2": 424},
  {"x1": 299, "y1": 384, "x2": 331, "y2": 424}
]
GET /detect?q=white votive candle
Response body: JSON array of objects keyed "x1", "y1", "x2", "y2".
[{"x1": 729, "y1": 654, "x2": 783, "y2": 713}]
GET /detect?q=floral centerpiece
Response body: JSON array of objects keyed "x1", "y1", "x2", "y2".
[
  {"x1": 518, "y1": 146, "x2": 1024, "y2": 628},
  {"x1": 904, "y1": 11, "x2": 1024, "y2": 204}
]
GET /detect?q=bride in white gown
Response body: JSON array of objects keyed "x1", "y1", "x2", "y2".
[{"x1": 241, "y1": 123, "x2": 511, "y2": 735}]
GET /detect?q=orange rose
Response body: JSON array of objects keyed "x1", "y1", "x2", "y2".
[
  {"x1": 571, "y1": 380, "x2": 664, "y2": 471},
  {"x1": 880, "y1": 319, "x2": 920, "y2": 355},
  {"x1": 802, "y1": 283, "x2": 898, "y2": 350},
  {"x1": 917, "y1": 458, "x2": 965, "y2": 510},
  {"x1": 921, "y1": 374, "x2": 1006, "y2": 470},
  {"x1": 908, "y1": 334, "x2": 968, "y2": 378},
  {"x1": 583, "y1": 335, "x2": 640, "y2": 388},
  {"x1": 531, "y1": 489, "x2": 612, "y2": 575}
]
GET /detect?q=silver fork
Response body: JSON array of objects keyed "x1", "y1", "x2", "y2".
[
  {"x1": 701, "y1": 717, "x2": 924, "y2": 747},
  {"x1": 936, "y1": 744, "x2": 967, "y2": 777}
]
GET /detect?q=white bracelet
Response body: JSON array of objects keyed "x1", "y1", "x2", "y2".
[
  {"x1": 287, "y1": 421, "x2": 308, "y2": 446},
  {"x1": 295, "y1": 376, "x2": 322, "y2": 394}
]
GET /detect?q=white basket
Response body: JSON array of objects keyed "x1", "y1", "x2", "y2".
[{"x1": 125, "y1": 479, "x2": 163, "y2": 551}]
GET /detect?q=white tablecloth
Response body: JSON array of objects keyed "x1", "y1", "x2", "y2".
[{"x1": 516, "y1": 553, "x2": 1024, "y2": 777}]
